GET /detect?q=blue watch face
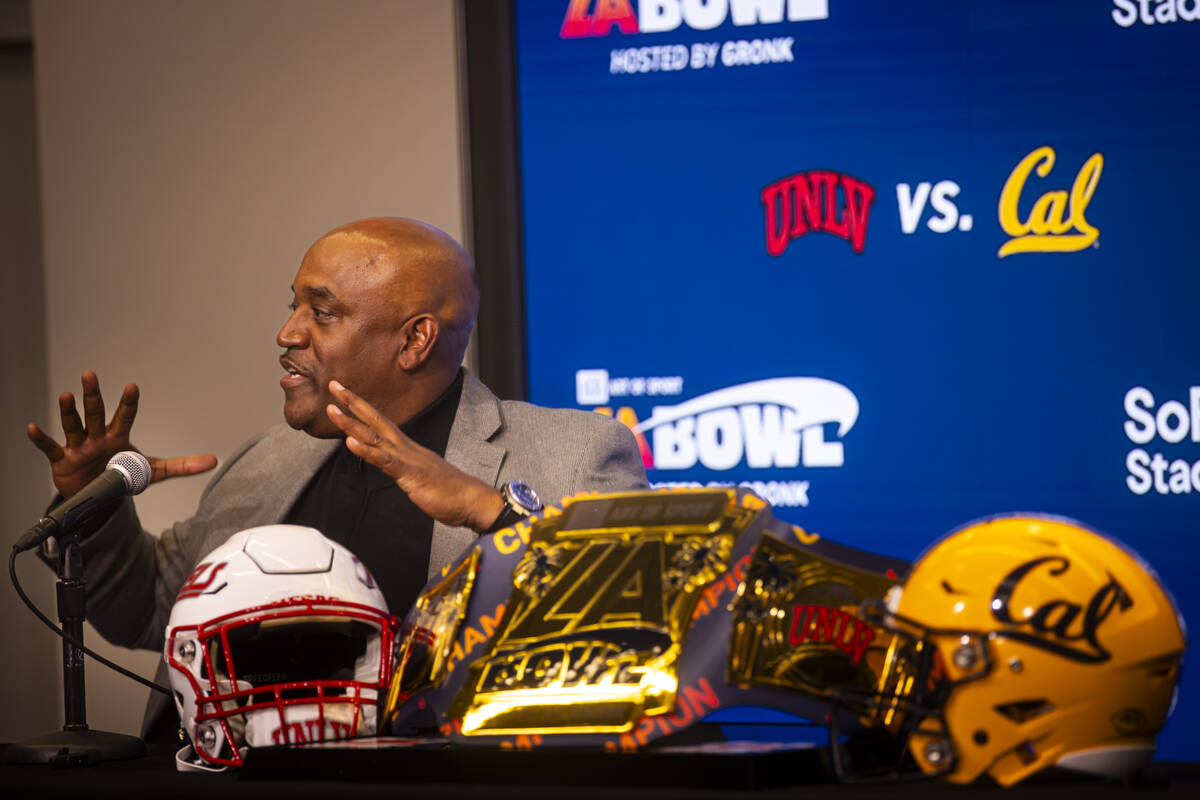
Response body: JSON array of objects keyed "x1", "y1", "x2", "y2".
[{"x1": 509, "y1": 481, "x2": 543, "y2": 512}]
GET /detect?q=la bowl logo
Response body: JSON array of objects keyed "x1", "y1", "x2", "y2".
[
  {"x1": 633, "y1": 378, "x2": 858, "y2": 470},
  {"x1": 560, "y1": 0, "x2": 830, "y2": 38}
]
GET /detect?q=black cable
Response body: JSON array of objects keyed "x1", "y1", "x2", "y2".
[{"x1": 9, "y1": 546, "x2": 172, "y2": 697}]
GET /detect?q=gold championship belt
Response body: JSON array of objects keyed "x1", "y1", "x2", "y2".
[{"x1": 382, "y1": 488, "x2": 908, "y2": 750}]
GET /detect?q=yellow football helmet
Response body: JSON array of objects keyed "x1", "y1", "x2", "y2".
[{"x1": 854, "y1": 515, "x2": 1185, "y2": 786}]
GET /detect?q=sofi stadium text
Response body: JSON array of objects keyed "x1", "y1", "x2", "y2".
[{"x1": 1124, "y1": 386, "x2": 1200, "y2": 495}]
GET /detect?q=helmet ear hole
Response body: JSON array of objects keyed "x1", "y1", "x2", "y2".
[
  {"x1": 940, "y1": 580, "x2": 966, "y2": 595},
  {"x1": 994, "y1": 699, "x2": 1053, "y2": 723},
  {"x1": 1146, "y1": 659, "x2": 1177, "y2": 680}
]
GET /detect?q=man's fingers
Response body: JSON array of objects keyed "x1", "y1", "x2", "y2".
[
  {"x1": 328, "y1": 380, "x2": 389, "y2": 429},
  {"x1": 344, "y1": 435, "x2": 376, "y2": 467},
  {"x1": 344, "y1": 436, "x2": 404, "y2": 478},
  {"x1": 325, "y1": 404, "x2": 385, "y2": 448},
  {"x1": 58, "y1": 392, "x2": 86, "y2": 448},
  {"x1": 109, "y1": 383, "x2": 140, "y2": 436},
  {"x1": 148, "y1": 453, "x2": 218, "y2": 483},
  {"x1": 26, "y1": 424, "x2": 65, "y2": 462},
  {"x1": 81, "y1": 371, "x2": 107, "y2": 439},
  {"x1": 325, "y1": 399, "x2": 415, "y2": 452},
  {"x1": 327, "y1": 382, "x2": 412, "y2": 447}
]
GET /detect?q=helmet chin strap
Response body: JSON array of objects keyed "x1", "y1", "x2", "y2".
[
  {"x1": 181, "y1": 698, "x2": 375, "y2": 771},
  {"x1": 243, "y1": 702, "x2": 373, "y2": 748},
  {"x1": 175, "y1": 744, "x2": 231, "y2": 774},
  {"x1": 1049, "y1": 744, "x2": 1157, "y2": 781}
]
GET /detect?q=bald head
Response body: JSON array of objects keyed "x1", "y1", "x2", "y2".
[
  {"x1": 277, "y1": 217, "x2": 479, "y2": 435},
  {"x1": 312, "y1": 217, "x2": 479, "y2": 368}
]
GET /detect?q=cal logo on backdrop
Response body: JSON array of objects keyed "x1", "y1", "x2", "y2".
[{"x1": 997, "y1": 146, "x2": 1103, "y2": 257}]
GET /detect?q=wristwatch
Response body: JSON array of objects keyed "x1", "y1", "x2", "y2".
[{"x1": 486, "y1": 481, "x2": 544, "y2": 533}]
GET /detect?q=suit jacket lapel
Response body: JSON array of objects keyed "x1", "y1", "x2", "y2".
[
  {"x1": 428, "y1": 371, "x2": 505, "y2": 577},
  {"x1": 444, "y1": 370, "x2": 506, "y2": 485}
]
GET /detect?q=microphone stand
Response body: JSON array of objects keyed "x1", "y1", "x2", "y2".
[{"x1": 6, "y1": 539, "x2": 147, "y2": 766}]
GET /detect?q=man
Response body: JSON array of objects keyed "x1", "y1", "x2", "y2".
[{"x1": 29, "y1": 217, "x2": 648, "y2": 734}]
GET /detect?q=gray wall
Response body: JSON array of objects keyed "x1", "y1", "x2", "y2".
[
  {"x1": 0, "y1": 7, "x2": 56, "y2": 742},
  {"x1": 3, "y1": 0, "x2": 469, "y2": 739}
]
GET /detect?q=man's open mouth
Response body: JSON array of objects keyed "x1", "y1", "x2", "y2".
[{"x1": 280, "y1": 356, "x2": 313, "y2": 388}]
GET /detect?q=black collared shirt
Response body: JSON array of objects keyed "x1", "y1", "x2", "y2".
[{"x1": 284, "y1": 370, "x2": 465, "y2": 616}]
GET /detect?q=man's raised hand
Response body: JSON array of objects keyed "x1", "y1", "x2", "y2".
[
  {"x1": 325, "y1": 379, "x2": 504, "y2": 533},
  {"x1": 26, "y1": 370, "x2": 218, "y2": 499}
]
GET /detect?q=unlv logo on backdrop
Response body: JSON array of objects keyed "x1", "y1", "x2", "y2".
[
  {"x1": 990, "y1": 557, "x2": 1133, "y2": 663},
  {"x1": 761, "y1": 171, "x2": 875, "y2": 257}
]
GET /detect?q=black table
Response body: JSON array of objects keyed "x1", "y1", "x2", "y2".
[{"x1": 3, "y1": 741, "x2": 1198, "y2": 799}]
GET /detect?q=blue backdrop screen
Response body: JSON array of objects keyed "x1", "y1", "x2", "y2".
[{"x1": 513, "y1": 0, "x2": 1199, "y2": 759}]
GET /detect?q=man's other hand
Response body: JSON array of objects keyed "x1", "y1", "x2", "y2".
[
  {"x1": 326, "y1": 379, "x2": 505, "y2": 533},
  {"x1": 27, "y1": 370, "x2": 218, "y2": 499}
]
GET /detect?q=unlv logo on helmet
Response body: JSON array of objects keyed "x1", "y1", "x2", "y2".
[
  {"x1": 990, "y1": 557, "x2": 1133, "y2": 663},
  {"x1": 176, "y1": 561, "x2": 228, "y2": 601}
]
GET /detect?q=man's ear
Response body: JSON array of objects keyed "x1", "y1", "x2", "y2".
[{"x1": 398, "y1": 314, "x2": 439, "y2": 370}]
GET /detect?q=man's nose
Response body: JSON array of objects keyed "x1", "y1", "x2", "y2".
[{"x1": 276, "y1": 309, "x2": 308, "y2": 348}]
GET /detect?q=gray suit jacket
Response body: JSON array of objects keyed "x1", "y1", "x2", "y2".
[{"x1": 64, "y1": 372, "x2": 647, "y2": 732}]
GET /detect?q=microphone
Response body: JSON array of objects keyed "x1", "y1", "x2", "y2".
[{"x1": 14, "y1": 451, "x2": 152, "y2": 553}]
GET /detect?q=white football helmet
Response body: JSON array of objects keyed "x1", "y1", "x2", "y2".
[{"x1": 164, "y1": 525, "x2": 396, "y2": 771}]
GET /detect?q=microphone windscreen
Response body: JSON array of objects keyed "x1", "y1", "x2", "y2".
[{"x1": 108, "y1": 451, "x2": 152, "y2": 495}]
